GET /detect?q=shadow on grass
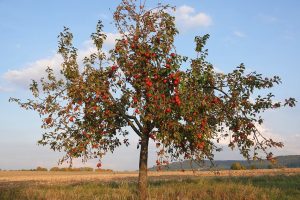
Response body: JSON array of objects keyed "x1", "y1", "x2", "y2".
[{"x1": 213, "y1": 174, "x2": 300, "y2": 190}]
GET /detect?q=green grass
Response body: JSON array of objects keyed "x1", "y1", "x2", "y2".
[{"x1": 0, "y1": 175, "x2": 299, "y2": 200}]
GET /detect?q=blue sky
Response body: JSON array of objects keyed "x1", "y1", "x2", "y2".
[{"x1": 0, "y1": 0, "x2": 299, "y2": 171}]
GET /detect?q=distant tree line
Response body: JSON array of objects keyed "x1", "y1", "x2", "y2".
[
  {"x1": 49, "y1": 167, "x2": 93, "y2": 171},
  {"x1": 49, "y1": 166, "x2": 113, "y2": 172},
  {"x1": 230, "y1": 162, "x2": 283, "y2": 170},
  {"x1": 1, "y1": 166, "x2": 113, "y2": 172}
]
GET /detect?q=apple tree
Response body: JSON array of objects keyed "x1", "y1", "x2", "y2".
[{"x1": 10, "y1": 0, "x2": 296, "y2": 199}]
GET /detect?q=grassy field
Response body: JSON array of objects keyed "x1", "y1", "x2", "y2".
[{"x1": 0, "y1": 169, "x2": 300, "y2": 200}]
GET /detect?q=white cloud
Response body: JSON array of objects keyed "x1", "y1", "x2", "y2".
[
  {"x1": 105, "y1": 32, "x2": 122, "y2": 48},
  {"x1": 280, "y1": 134, "x2": 300, "y2": 155},
  {"x1": 174, "y1": 5, "x2": 212, "y2": 30},
  {"x1": 2, "y1": 32, "x2": 121, "y2": 90},
  {"x1": 233, "y1": 31, "x2": 246, "y2": 38},
  {"x1": 254, "y1": 124, "x2": 300, "y2": 156},
  {"x1": 255, "y1": 123, "x2": 283, "y2": 141},
  {"x1": 258, "y1": 14, "x2": 279, "y2": 24},
  {"x1": 212, "y1": 123, "x2": 300, "y2": 160},
  {"x1": 0, "y1": 85, "x2": 12, "y2": 92},
  {"x1": 3, "y1": 54, "x2": 63, "y2": 89},
  {"x1": 2, "y1": 6, "x2": 209, "y2": 90}
]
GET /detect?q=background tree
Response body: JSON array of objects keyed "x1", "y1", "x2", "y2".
[
  {"x1": 230, "y1": 162, "x2": 246, "y2": 170},
  {"x1": 36, "y1": 166, "x2": 48, "y2": 171},
  {"x1": 10, "y1": 0, "x2": 296, "y2": 199}
]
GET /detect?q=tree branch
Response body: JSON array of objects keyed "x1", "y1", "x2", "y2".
[
  {"x1": 126, "y1": 114, "x2": 143, "y2": 131},
  {"x1": 204, "y1": 86, "x2": 230, "y2": 98},
  {"x1": 108, "y1": 93, "x2": 142, "y2": 137}
]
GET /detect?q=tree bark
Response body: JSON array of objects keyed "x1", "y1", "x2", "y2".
[{"x1": 138, "y1": 134, "x2": 149, "y2": 200}]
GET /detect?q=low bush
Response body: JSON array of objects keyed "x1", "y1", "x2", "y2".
[{"x1": 231, "y1": 162, "x2": 246, "y2": 170}]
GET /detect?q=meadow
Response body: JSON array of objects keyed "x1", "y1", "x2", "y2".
[{"x1": 0, "y1": 169, "x2": 300, "y2": 200}]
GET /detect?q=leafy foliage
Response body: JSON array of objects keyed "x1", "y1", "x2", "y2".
[{"x1": 10, "y1": 0, "x2": 296, "y2": 169}]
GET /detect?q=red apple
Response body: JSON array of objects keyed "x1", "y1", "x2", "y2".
[
  {"x1": 165, "y1": 108, "x2": 171, "y2": 113},
  {"x1": 45, "y1": 117, "x2": 52, "y2": 125},
  {"x1": 69, "y1": 116, "x2": 74, "y2": 122}
]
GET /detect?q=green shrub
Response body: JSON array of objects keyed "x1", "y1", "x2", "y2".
[
  {"x1": 49, "y1": 167, "x2": 60, "y2": 171},
  {"x1": 50, "y1": 167, "x2": 95, "y2": 172},
  {"x1": 249, "y1": 165, "x2": 257, "y2": 170},
  {"x1": 36, "y1": 166, "x2": 48, "y2": 171},
  {"x1": 231, "y1": 162, "x2": 246, "y2": 170}
]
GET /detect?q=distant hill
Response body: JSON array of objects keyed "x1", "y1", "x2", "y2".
[{"x1": 149, "y1": 155, "x2": 300, "y2": 171}]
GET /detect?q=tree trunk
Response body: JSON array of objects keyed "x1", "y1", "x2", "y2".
[{"x1": 138, "y1": 134, "x2": 149, "y2": 200}]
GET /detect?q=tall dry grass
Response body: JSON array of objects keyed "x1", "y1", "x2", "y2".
[{"x1": 1, "y1": 173, "x2": 299, "y2": 200}]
